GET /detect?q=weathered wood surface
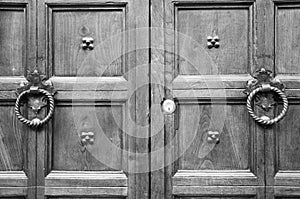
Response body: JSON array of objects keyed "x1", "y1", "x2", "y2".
[
  {"x1": 36, "y1": 0, "x2": 149, "y2": 198},
  {"x1": 0, "y1": 0, "x2": 36, "y2": 198},
  {"x1": 50, "y1": 5, "x2": 125, "y2": 77},
  {"x1": 162, "y1": 0, "x2": 264, "y2": 198},
  {"x1": 0, "y1": 5, "x2": 25, "y2": 76},
  {"x1": 1, "y1": 0, "x2": 300, "y2": 198}
]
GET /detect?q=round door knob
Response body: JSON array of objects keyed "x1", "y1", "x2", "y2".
[{"x1": 162, "y1": 99, "x2": 176, "y2": 114}]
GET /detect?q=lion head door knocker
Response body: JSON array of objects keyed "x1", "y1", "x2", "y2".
[
  {"x1": 15, "y1": 69, "x2": 56, "y2": 128},
  {"x1": 243, "y1": 68, "x2": 288, "y2": 125}
]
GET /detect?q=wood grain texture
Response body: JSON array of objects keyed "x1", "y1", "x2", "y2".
[
  {"x1": 0, "y1": 7, "x2": 25, "y2": 76},
  {"x1": 150, "y1": 0, "x2": 165, "y2": 198},
  {"x1": 173, "y1": 74, "x2": 251, "y2": 90},
  {"x1": 176, "y1": 4, "x2": 252, "y2": 75},
  {"x1": 173, "y1": 185, "x2": 258, "y2": 196},
  {"x1": 276, "y1": 103, "x2": 300, "y2": 171},
  {"x1": 275, "y1": 171, "x2": 300, "y2": 186},
  {"x1": 274, "y1": 186, "x2": 300, "y2": 197},
  {"x1": 45, "y1": 171, "x2": 127, "y2": 187},
  {"x1": 50, "y1": 5, "x2": 125, "y2": 77},
  {"x1": 178, "y1": 104, "x2": 250, "y2": 170},
  {"x1": 0, "y1": 77, "x2": 27, "y2": 91},
  {"x1": 0, "y1": 171, "x2": 27, "y2": 187},
  {"x1": 163, "y1": 0, "x2": 264, "y2": 198},
  {"x1": 276, "y1": 4, "x2": 300, "y2": 74},
  {"x1": 173, "y1": 170, "x2": 257, "y2": 186},
  {"x1": 0, "y1": 106, "x2": 25, "y2": 171},
  {"x1": 45, "y1": 176, "x2": 128, "y2": 197},
  {"x1": 125, "y1": 1, "x2": 150, "y2": 199},
  {"x1": 0, "y1": 0, "x2": 36, "y2": 199},
  {"x1": 45, "y1": 187, "x2": 127, "y2": 197},
  {"x1": 50, "y1": 76, "x2": 128, "y2": 91},
  {"x1": 52, "y1": 105, "x2": 123, "y2": 171},
  {"x1": 37, "y1": 0, "x2": 149, "y2": 198}
]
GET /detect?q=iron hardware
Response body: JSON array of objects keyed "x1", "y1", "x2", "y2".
[
  {"x1": 81, "y1": 131, "x2": 94, "y2": 145},
  {"x1": 207, "y1": 36, "x2": 220, "y2": 48},
  {"x1": 15, "y1": 69, "x2": 56, "y2": 128},
  {"x1": 244, "y1": 68, "x2": 288, "y2": 125},
  {"x1": 82, "y1": 37, "x2": 94, "y2": 50},
  {"x1": 207, "y1": 131, "x2": 220, "y2": 144}
]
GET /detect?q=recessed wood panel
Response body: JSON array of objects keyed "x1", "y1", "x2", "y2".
[
  {"x1": 276, "y1": 103, "x2": 300, "y2": 170},
  {"x1": 176, "y1": 4, "x2": 252, "y2": 75},
  {"x1": 52, "y1": 104, "x2": 123, "y2": 171},
  {"x1": 49, "y1": 5, "x2": 125, "y2": 77},
  {"x1": 0, "y1": 7, "x2": 26, "y2": 76},
  {"x1": 276, "y1": 5, "x2": 300, "y2": 74},
  {"x1": 178, "y1": 104, "x2": 250, "y2": 170},
  {"x1": 0, "y1": 105, "x2": 25, "y2": 171}
]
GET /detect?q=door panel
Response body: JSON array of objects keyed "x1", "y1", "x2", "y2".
[
  {"x1": 159, "y1": 0, "x2": 264, "y2": 198},
  {"x1": 51, "y1": 105, "x2": 123, "y2": 171},
  {"x1": 2, "y1": 0, "x2": 299, "y2": 198},
  {"x1": 0, "y1": 5, "x2": 25, "y2": 76},
  {"x1": 177, "y1": 104, "x2": 250, "y2": 171},
  {"x1": 50, "y1": 5, "x2": 125, "y2": 77},
  {"x1": 37, "y1": 0, "x2": 149, "y2": 198},
  {"x1": 0, "y1": 106, "x2": 24, "y2": 171},
  {"x1": 177, "y1": 5, "x2": 250, "y2": 75},
  {"x1": 276, "y1": 3, "x2": 300, "y2": 75},
  {"x1": 268, "y1": 1, "x2": 300, "y2": 198},
  {"x1": 0, "y1": 0, "x2": 36, "y2": 198}
]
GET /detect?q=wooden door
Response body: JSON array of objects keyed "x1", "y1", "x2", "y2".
[
  {"x1": 153, "y1": 0, "x2": 265, "y2": 198},
  {"x1": 36, "y1": 0, "x2": 150, "y2": 199},
  {"x1": 150, "y1": 0, "x2": 300, "y2": 198},
  {"x1": 0, "y1": 0, "x2": 36, "y2": 198},
  {"x1": 2, "y1": 0, "x2": 300, "y2": 198},
  {"x1": 266, "y1": 1, "x2": 300, "y2": 198}
]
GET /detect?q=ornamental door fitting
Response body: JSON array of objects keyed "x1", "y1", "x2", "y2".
[
  {"x1": 244, "y1": 68, "x2": 288, "y2": 125},
  {"x1": 15, "y1": 69, "x2": 56, "y2": 128}
]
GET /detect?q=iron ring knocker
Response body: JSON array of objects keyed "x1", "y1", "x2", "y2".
[
  {"x1": 15, "y1": 88, "x2": 55, "y2": 127},
  {"x1": 246, "y1": 85, "x2": 288, "y2": 125}
]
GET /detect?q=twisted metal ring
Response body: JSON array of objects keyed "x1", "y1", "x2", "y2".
[
  {"x1": 246, "y1": 86, "x2": 288, "y2": 125},
  {"x1": 15, "y1": 89, "x2": 55, "y2": 127}
]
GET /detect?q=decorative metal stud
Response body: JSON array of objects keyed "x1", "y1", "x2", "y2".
[
  {"x1": 207, "y1": 36, "x2": 220, "y2": 49},
  {"x1": 80, "y1": 131, "x2": 94, "y2": 145},
  {"x1": 207, "y1": 131, "x2": 220, "y2": 144},
  {"x1": 82, "y1": 37, "x2": 94, "y2": 50}
]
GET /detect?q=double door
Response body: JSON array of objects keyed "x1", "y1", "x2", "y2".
[{"x1": 0, "y1": 0, "x2": 300, "y2": 198}]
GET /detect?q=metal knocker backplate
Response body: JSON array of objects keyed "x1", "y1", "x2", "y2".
[
  {"x1": 15, "y1": 69, "x2": 56, "y2": 128},
  {"x1": 244, "y1": 68, "x2": 288, "y2": 126}
]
